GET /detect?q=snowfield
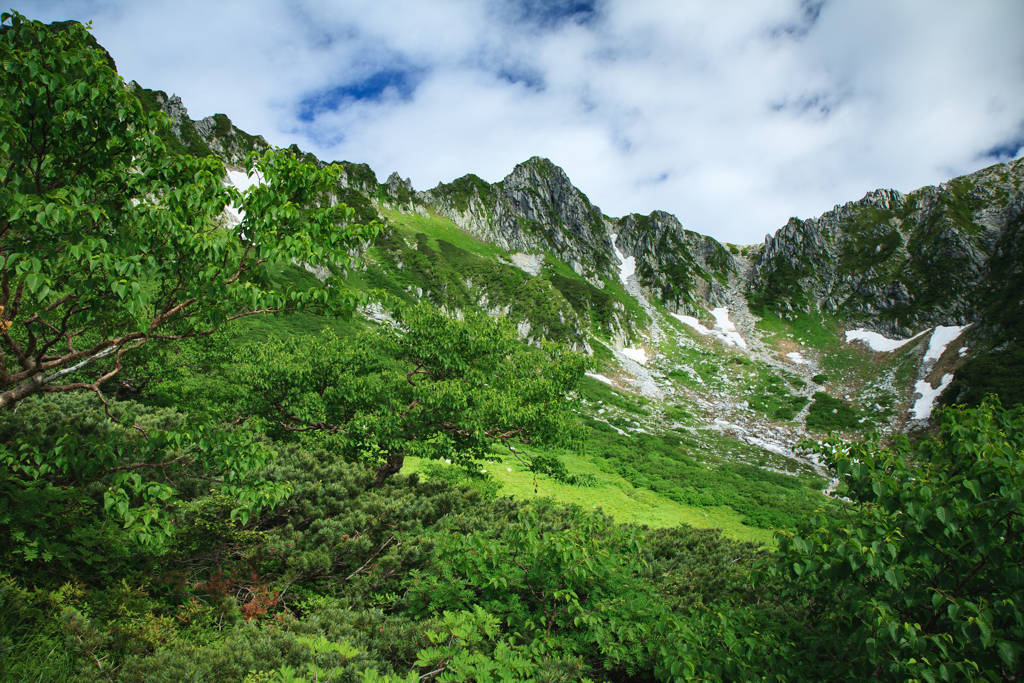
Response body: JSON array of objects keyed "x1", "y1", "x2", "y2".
[
  {"x1": 911, "y1": 374, "x2": 954, "y2": 420},
  {"x1": 671, "y1": 309, "x2": 747, "y2": 349},
  {"x1": 223, "y1": 169, "x2": 265, "y2": 223},
  {"x1": 226, "y1": 169, "x2": 264, "y2": 193},
  {"x1": 610, "y1": 234, "x2": 636, "y2": 286},
  {"x1": 924, "y1": 325, "x2": 969, "y2": 362},
  {"x1": 845, "y1": 328, "x2": 930, "y2": 352},
  {"x1": 620, "y1": 347, "x2": 648, "y2": 365}
]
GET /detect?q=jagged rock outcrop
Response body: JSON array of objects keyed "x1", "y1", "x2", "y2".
[
  {"x1": 134, "y1": 83, "x2": 1024, "y2": 367},
  {"x1": 420, "y1": 157, "x2": 616, "y2": 283},
  {"x1": 615, "y1": 210, "x2": 738, "y2": 313},
  {"x1": 126, "y1": 82, "x2": 268, "y2": 165},
  {"x1": 750, "y1": 159, "x2": 1024, "y2": 335}
]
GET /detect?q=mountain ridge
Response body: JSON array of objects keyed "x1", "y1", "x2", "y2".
[{"x1": 137, "y1": 79, "x2": 1024, "y2": 455}]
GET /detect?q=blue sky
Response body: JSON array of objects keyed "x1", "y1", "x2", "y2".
[{"x1": 19, "y1": 0, "x2": 1024, "y2": 244}]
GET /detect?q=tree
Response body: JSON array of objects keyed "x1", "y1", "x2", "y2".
[
  {"x1": 0, "y1": 12, "x2": 375, "y2": 410},
  {"x1": 232, "y1": 304, "x2": 591, "y2": 486},
  {"x1": 0, "y1": 12, "x2": 375, "y2": 548}
]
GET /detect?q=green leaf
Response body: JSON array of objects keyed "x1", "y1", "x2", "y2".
[{"x1": 998, "y1": 641, "x2": 1018, "y2": 669}]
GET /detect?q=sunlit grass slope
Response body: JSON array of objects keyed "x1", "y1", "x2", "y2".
[{"x1": 403, "y1": 449, "x2": 777, "y2": 547}]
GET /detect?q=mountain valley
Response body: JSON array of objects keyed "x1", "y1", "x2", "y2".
[
  {"x1": 140, "y1": 86, "x2": 1024, "y2": 508},
  {"x1": 4, "y1": 17, "x2": 1024, "y2": 681}
]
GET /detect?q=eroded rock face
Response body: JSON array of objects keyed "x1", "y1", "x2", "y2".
[
  {"x1": 141, "y1": 84, "x2": 1024, "y2": 357},
  {"x1": 749, "y1": 160, "x2": 1024, "y2": 334},
  {"x1": 126, "y1": 82, "x2": 268, "y2": 165},
  {"x1": 421, "y1": 157, "x2": 616, "y2": 282},
  {"x1": 616, "y1": 210, "x2": 739, "y2": 314},
  {"x1": 420, "y1": 158, "x2": 746, "y2": 314}
]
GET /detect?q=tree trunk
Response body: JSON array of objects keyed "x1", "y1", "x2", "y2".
[{"x1": 372, "y1": 451, "x2": 406, "y2": 488}]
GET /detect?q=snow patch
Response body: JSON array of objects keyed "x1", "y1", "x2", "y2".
[
  {"x1": 845, "y1": 328, "x2": 930, "y2": 352},
  {"x1": 710, "y1": 308, "x2": 748, "y2": 349},
  {"x1": 910, "y1": 374, "x2": 954, "y2": 420},
  {"x1": 786, "y1": 351, "x2": 808, "y2": 365},
  {"x1": 610, "y1": 234, "x2": 635, "y2": 286},
  {"x1": 620, "y1": 347, "x2": 648, "y2": 365},
  {"x1": 224, "y1": 169, "x2": 266, "y2": 224},
  {"x1": 226, "y1": 169, "x2": 264, "y2": 193},
  {"x1": 924, "y1": 325, "x2": 969, "y2": 362},
  {"x1": 585, "y1": 372, "x2": 615, "y2": 386},
  {"x1": 671, "y1": 311, "x2": 746, "y2": 348},
  {"x1": 670, "y1": 313, "x2": 711, "y2": 335}
]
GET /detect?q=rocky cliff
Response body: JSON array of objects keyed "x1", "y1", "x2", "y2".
[
  {"x1": 420, "y1": 157, "x2": 616, "y2": 286},
  {"x1": 127, "y1": 83, "x2": 269, "y2": 164},
  {"x1": 750, "y1": 159, "x2": 1024, "y2": 336},
  {"x1": 615, "y1": 210, "x2": 739, "y2": 314},
  {"x1": 126, "y1": 82, "x2": 1024, "y2": 411}
]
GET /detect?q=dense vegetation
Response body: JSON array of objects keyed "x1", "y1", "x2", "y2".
[{"x1": 1, "y1": 12, "x2": 1022, "y2": 682}]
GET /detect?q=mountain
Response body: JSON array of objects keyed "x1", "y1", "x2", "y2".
[{"x1": 136, "y1": 83, "x2": 1024, "y2": 480}]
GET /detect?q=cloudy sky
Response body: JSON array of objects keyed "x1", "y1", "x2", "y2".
[{"x1": 21, "y1": 0, "x2": 1024, "y2": 244}]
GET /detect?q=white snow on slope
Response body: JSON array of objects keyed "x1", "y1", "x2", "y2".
[
  {"x1": 924, "y1": 325, "x2": 969, "y2": 362},
  {"x1": 226, "y1": 169, "x2": 264, "y2": 193},
  {"x1": 786, "y1": 351, "x2": 808, "y2": 365},
  {"x1": 671, "y1": 313, "x2": 711, "y2": 335},
  {"x1": 610, "y1": 234, "x2": 635, "y2": 286},
  {"x1": 585, "y1": 372, "x2": 615, "y2": 386},
  {"x1": 621, "y1": 347, "x2": 648, "y2": 365},
  {"x1": 845, "y1": 328, "x2": 930, "y2": 352},
  {"x1": 671, "y1": 310, "x2": 747, "y2": 349},
  {"x1": 710, "y1": 308, "x2": 748, "y2": 349},
  {"x1": 911, "y1": 374, "x2": 954, "y2": 420}
]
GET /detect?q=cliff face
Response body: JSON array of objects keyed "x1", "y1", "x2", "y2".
[
  {"x1": 421, "y1": 157, "x2": 616, "y2": 285},
  {"x1": 750, "y1": 159, "x2": 1024, "y2": 336},
  {"x1": 615, "y1": 210, "x2": 738, "y2": 313},
  {"x1": 127, "y1": 81, "x2": 1024, "y2": 367},
  {"x1": 127, "y1": 83, "x2": 268, "y2": 165}
]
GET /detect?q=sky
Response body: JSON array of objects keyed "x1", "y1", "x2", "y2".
[{"x1": 19, "y1": 0, "x2": 1024, "y2": 245}]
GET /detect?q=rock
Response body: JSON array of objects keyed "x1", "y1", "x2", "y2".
[{"x1": 749, "y1": 162, "x2": 1024, "y2": 334}]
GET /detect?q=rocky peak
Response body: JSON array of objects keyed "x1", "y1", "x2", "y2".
[
  {"x1": 125, "y1": 82, "x2": 267, "y2": 164},
  {"x1": 420, "y1": 158, "x2": 615, "y2": 282},
  {"x1": 501, "y1": 157, "x2": 615, "y2": 276},
  {"x1": 386, "y1": 172, "x2": 413, "y2": 193},
  {"x1": 384, "y1": 171, "x2": 415, "y2": 206}
]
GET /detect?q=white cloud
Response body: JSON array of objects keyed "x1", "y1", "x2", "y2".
[{"x1": 20, "y1": 0, "x2": 1024, "y2": 244}]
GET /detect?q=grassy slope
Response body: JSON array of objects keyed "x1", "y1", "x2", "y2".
[
  {"x1": 402, "y1": 450, "x2": 776, "y2": 546},
  {"x1": 364, "y1": 209, "x2": 836, "y2": 544},
  {"x1": 228, "y1": 204, "x2": 853, "y2": 546}
]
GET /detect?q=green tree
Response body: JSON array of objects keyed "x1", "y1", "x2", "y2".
[
  {"x1": 232, "y1": 304, "x2": 591, "y2": 486},
  {"x1": 0, "y1": 12, "x2": 375, "y2": 547},
  {"x1": 0, "y1": 12, "x2": 375, "y2": 409}
]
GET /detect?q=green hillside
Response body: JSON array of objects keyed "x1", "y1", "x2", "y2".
[{"x1": 2, "y1": 12, "x2": 1023, "y2": 682}]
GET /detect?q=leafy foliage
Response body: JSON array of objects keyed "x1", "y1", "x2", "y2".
[
  {"x1": 0, "y1": 11, "x2": 375, "y2": 409},
  {"x1": 406, "y1": 505, "x2": 658, "y2": 675},
  {"x1": 0, "y1": 10, "x2": 374, "y2": 547},
  {"x1": 657, "y1": 398, "x2": 1024, "y2": 681},
  {"x1": 4, "y1": 9, "x2": 1024, "y2": 683},
  {"x1": 232, "y1": 304, "x2": 590, "y2": 485}
]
